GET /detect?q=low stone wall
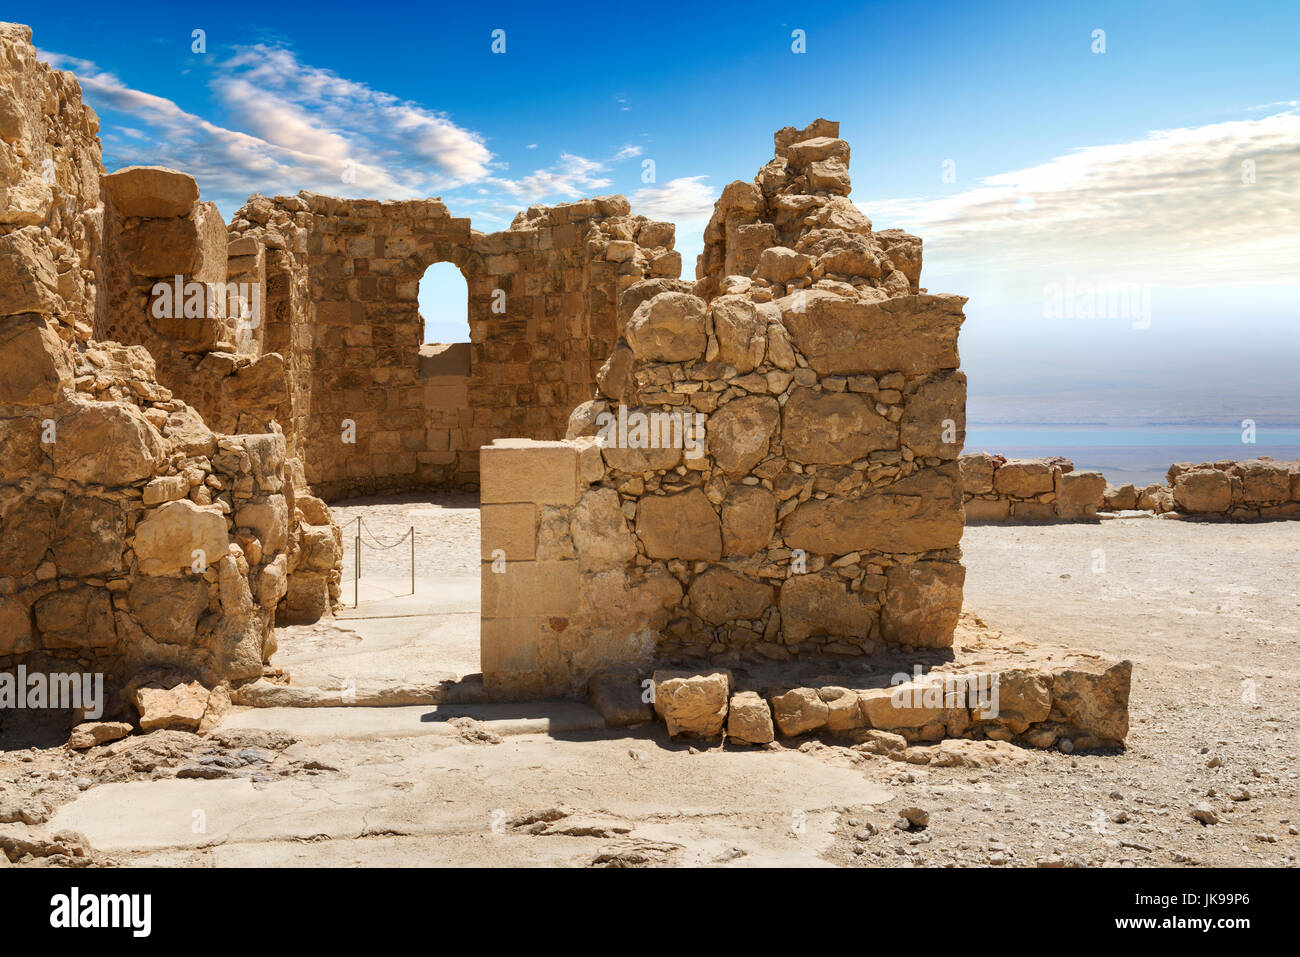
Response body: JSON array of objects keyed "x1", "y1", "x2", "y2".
[{"x1": 960, "y1": 452, "x2": 1300, "y2": 522}]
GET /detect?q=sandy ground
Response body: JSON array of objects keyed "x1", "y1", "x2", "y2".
[{"x1": 4, "y1": 498, "x2": 1298, "y2": 868}]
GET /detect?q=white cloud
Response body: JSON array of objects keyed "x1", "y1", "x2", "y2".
[
  {"x1": 629, "y1": 175, "x2": 717, "y2": 223},
  {"x1": 863, "y1": 112, "x2": 1300, "y2": 296}
]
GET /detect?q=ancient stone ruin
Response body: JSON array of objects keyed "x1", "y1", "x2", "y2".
[
  {"x1": 1, "y1": 22, "x2": 1134, "y2": 752},
  {"x1": 479, "y1": 120, "x2": 970, "y2": 693},
  {"x1": 960, "y1": 453, "x2": 1300, "y2": 522}
]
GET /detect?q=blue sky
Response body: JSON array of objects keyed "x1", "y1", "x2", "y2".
[{"x1": 22, "y1": 0, "x2": 1300, "y2": 425}]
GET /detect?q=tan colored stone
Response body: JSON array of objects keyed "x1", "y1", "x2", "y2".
[
  {"x1": 958, "y1": 451, "x2": 997, "y2": 495},
  {"x1": 133, "y1": 499, "x2": 229, "y2": 576},
  {"x1": 901, "y1": 371, "x2": 966, "y2": 458},
  {"x1": 624, "y1": 292, "x2": 707, "y2": 361},
  {"x1": 34, "y1": 586, "x2": 116, "y2": 649},
  {"x1": 1173, "y1": 469, "x2": 1231, "y2": 513},
  {"x1": 570, "y1": 488, "x2": 636, "y2": 565},
  {"x1": 782, "y1": 388, "x2": 893, "y2": 464},
  {"x1": 0, "y1": 315, "x2": 71, "y2": 405},
  {"x1": 1048, "y1": 660, "x2": 1132, "y2": 744},
  {"x1": 133, "y1": 681, "x2": 210, "y2": 731},
  {"x1": 710, "y1": 295, "x2": 766, "y2": 373},
  {"x1": 726, "y1": 691, "x2": 774, "y2": 744},
  {"x1": 1056, "y1": 470, "x2": 1106, "y2": 507},
  {"x1": 102, "y1": 165, "x2": 199, "y2": 218},
  {"x1": 687, "y1": 567, "x2": 773, "y2": 625},
  {"x1": 770, "y1": 687, "x2": 828, "y2": 736},
  {"x1": 779, "y1": 573, "x2": 877, "y2": 643},
  {"x1": 67, "y1": 721, "x2": 133, "y2": 750},
  {"x1": 480, "y1": 440, "x2": 578, "y2": 506},
  {"x1": 880, "y1": 560, "x2": 965, "y2": 647},
  {"x1": 652, "y1": 669, "x2": 731, "y2": 737},
  {"x1": 52, "y1": 397, "x2": 165, "y2": 486},
  {"x1": 783, "y1": 294, "x2": 965, "y2": 376},
  {"x1": 706, "y1": 395, "x2": 780, "y2": 476},
  {"x1": 720, "y1": 485, "x2": 776, "y2": 556},
  {"x1": 636, "y1": 488, "x2": 721, "y2": 560}
]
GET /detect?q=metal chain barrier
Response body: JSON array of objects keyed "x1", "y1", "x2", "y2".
[{"x1": 351, "y1": 517, "x2": 415, "y2": 607}]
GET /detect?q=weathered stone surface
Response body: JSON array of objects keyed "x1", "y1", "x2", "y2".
[
  {"x1": 52, "y1": 495, "x2": 126, "y2": 576},
  {"x1": 0, "y1": 597, "x2": 33, "y2": 656},
  {"x1": 0, "y1": 227, "x2": 60, "y2": 315},
  {"x1": 1056, "y1": 470, "x2": 1106, "y2": 507},
  {"x1": 52, "y1": 398, "x2": 165, "y2": 485},
  {"x1": 587, "y1": 671, "x2": 654, "y2": 727},
  {"x1": 900, "y1": 371, "x2": 966, "y2": 458},
  {"x1": 67, "y1": 721, "x2": 133, "y2": 750},
  {"x1": 687, "y1": 567, "x2": 773, "y2": 625},
  {"x1": 880, "y1": 561, "x2": 965, "y2": 647},
  {"x1": 571, "y1": 487, "x2": 637, "y2": 565},
  {"x1": 34, "y1": 586, "x2": 116, "y2": 648},
  {"x1": 757, "y1": 246, "x2": 812, "y2": 283},
  {"x1": 710, "y1": 295, "x2": 766, "y2": 373},
  {"x1": 133, "y1": 500, "x2": 229, "y2": 576},
  {"x1": 636, "y1": 489, "x2": 721, "y2": 560},
  {"x1": 120, "y1": 202, "x2": 226, "y2": 279},
  {"x1": 102, "y1": 165, "x2": 200, "y2": 218},
  {"x1": 977, "y1": 669, "x2": 1051, "y2": 734},
  {"x1": 624, "y1": 292, "x2": 707, "y2": 362},
  {"x1": 994, "y1": 459, "x2": 1055, "y2": 498},
  {"x1": 0, "y1": 496, "x2": 54, "y2": 577},
  {"x1": 1173, "y1": 469, "x2": 1232, "y2": 513},
  {"x1": 779, "y1": 573, "x2": 877, "y2": 643},
  {"x1": 782, "y1": 465, "x2": 964, "y2": 554},
  {"x1": 726, "y1": 691, "x2": 774, "y2": 744},
  {"x1": 782, "y1": 387, "x2": 892, "y2": 464},
  {"x1": 958, "y1": 452, "x2": 997, "y2": 495},
  {"x1": 821, "y1": 686, "x2": 865, "y2": 731},
  {"x1": 652, "y1": 669, "x2": 730, "y2": 737},
  {"x1": 770, "y1": 687, "x2": 828, "y2": 736},
  {"x1": 1235, "y1": 460, "x2": 1290, "y2": 503},
  {"x1": 720, "y1": 485, "x2": 776, "y2": 556},
  {"x1": 133, "y1": 681, "x2": 210, "y2": 732},
  {"x1": 128, "y1": 576, "x2": 210, "y2": 644},
  {"x1": 1048, "y1": 660, "x2": 1132, "y2": 743},
  {"x1": 0, "y1": 315, "x2": 71, "y2": 404},
  {"x1": 707, "y1": 395, "x2": 780, "y2": 476},
  {"x1": 783, "y1": 294, "x2": 965, "y2": 376}
]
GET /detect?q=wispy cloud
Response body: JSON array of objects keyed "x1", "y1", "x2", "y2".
[
  {"x1": 36, "y1": 44, "x2": 641, "y2": 223},
  {"x1": 864, "y1": 112, "x2": 1300, "y2": 294}
]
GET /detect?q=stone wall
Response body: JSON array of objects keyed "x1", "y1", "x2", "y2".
[
  {"x1": 479, "y1": 121, "x2": 969, "y2": 697},
  {"x1": 228, "y1": 192, "x2": 680, "y2": 500},
  {"x1": 0, "y1": 23, "x2": 309, "y2": 709},
  {"x1": 959, "y1": 452, "x2": 1300, "y2": 522}
]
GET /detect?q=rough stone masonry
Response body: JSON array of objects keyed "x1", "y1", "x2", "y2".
[{"x1": 479, "y1": 119, "x2": 970, "y2": 698}]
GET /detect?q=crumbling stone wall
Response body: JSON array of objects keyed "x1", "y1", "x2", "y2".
[
  {"x1": 960, "y1": 453, "x2": 1106, "y2": 522},
  {"x1": 228, "y1": 193, "x2": 680, "y2": 500},
  {"x1": 959, "y1": 452, "x2": 1300, "y2": 522},
  {"x1": 479, "y1": 121, "x2": 969, "y2": 697},
  {"x1": 0, "y1": 23, "x2": 303, "y2": 707}
]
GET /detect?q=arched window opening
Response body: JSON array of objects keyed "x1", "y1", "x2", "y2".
[{"x1": 418, "y1": 261, "x2": 469, "y2": 346}]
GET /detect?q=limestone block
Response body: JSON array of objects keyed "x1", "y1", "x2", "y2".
[
  {"x1": 779, "y1": 573, "x2": 876, "y2": 643},
  {"x1": 481, "y1": 560, "x2": 578, "y2": 619},
  {"x1": 1173, "y1": 469, "x2": 1232, "y2": 513},
  {"x1": 710, "y1": 295, "x2": 766, "y2": 373},
  {"x1": 52, "y1": 397, "x2": 165, "y2": 485},
  {"x1": 958, "y1": 451, "x2": 997, "y2": 495},
  {"x1": 480, "y1": 440, "x2": 579, "y2": 506},
  {"x1": 686, "y1": 567, "x2": 773, "y2": 625},
  {"x1": 128, "y1": 575, "x2": 210, "y2": 644},
  {"x1": 706, "y1": 395, "x2": 780, "y2": 476},
  {"x1": 781, "y1": 388, "x2": 892, "y2": 464},
  {"x1": 133, "y1": 500, "x2": 229, "y2": 576},
  {"x1": 480, "y1": 503, "x2": 537, "y2": 561},
  {"x1": 993, "y1": 459, "x2": 1054, "y2": 497},
  {"x1": 143, "y1": 475, "x2": 190, "y2": 506},
  {"x1": 770, "y1": 688, "x2": 828, "y2": 736},
  {"x1": 570, "y1": 488, "x2": 635, "y2": 565},
  {"x1": 52, "y1": 495, "x2": 126, "y2": 576},
  {"x1": 102, "y1": 165, "x2": 199, "y2": 218},
  {"x1": 0, "y1": 227, "x2": 60, "y2": 315},
  {"x1": 901, "y1": 371, "x2": 966, "y2": 458},
  {"x1": 783, "y1": 294, "x2": 964, "y2": 376},
  {"x1": 624, "y1": 292, "x2": 707, "y2": 362},
  {"x1": 652, "y1": 669, "x2": 731, "y2": 737},
  {"x1": 756, "y1": 246, "x2": 812, "y2": 284},
  {"x1": 880, "y1": 561, "x2": 965, "y2": 647},
  {"x1": 34, "y1": 586, "x2": 116, "y2": 649},
  {"x1": 0, "y1": 315, "x2": 71, "y2": 404},
  {"x1": 726, "y1": 691, "x2": 774, "y2": 744},
  {"x1": 1056, "y1": 470, "x2": 1106, "y2": 507},
  {"x1": 132, "y1": 681, "x2": 209, "y2": 732},
  {"x1": 1048, "y1": 660, "x2": 1132, "y2": 744},
  {"x1": 0, "y1": 597, "x2": 33, "y2": 656},
  {"x1": 636, "y1": 488, "x2": 721, "y2": 560},
  {"x1": 963, "y1": 497, "x2": 1010, "y2": 522},
  {"x1": 720, "y1": 485, "x2": 776, "y2": 556}
]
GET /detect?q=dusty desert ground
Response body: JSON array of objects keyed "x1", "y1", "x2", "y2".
[{"x1": 3, "y1": 495, "x2": 1297, "y2": 868}]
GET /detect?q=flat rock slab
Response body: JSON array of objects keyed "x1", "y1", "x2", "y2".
[{"x1": 218, "y1": 702, "x2": 606, "y2": 741}]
